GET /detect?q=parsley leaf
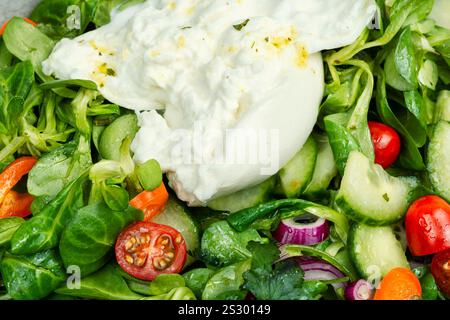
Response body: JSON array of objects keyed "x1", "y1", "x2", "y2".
[{"x1": 243, "y1": 242, "x2": 328, "y2": 300}]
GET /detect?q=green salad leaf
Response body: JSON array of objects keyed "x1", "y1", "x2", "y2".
[
  {"x1": 59, "y1": 202, "x2": 143, "y2": 276},
  {"x1": 0, "y1": 250, "x2": 66, "y2": 300}
]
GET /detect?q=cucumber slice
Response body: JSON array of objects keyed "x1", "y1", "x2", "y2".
[
  {"x1": 427, "y1": 120, "x2": 450, "y2": 202},
  {"x1": 349, "y1": 223, "x2": 409, "y2": 278},
  {"x1": 99, "y1": 114, "x2": 139, "y2": 161},
  {"x1": 152, "y1": 197, "x2": 200, "y2": 266},
  {"x1": 336, "y1": 151, "x2": 417, "y2": 226},
  {"x1": 278, "y1": 136, "x2": 317, "y2": 198},
  {"x1": 303, "y1": 134, "x2": 337, "y2": 196},
  {"x1": 207, "y1": 176, "x2": 276, "y2": 213}
]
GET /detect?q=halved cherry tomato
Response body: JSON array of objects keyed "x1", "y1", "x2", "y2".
[
  {"x1": 129, "y1": 183, "x2": 169, "y2": 221},
  {"x1": 0, "y1": 190, "x2": 34, "y2": 218},
  {"x1": 373, "y1": 267, "x2": 422, "y2": 300},
  {"x1": 115, "y1": 221, "x2": 187, "y2": 281},
  {"x1": 0, "y1": 18, "x2": 38, "y2": 36},
  {"x1": 405, "y1": 195, "x2": 450, "y2": 256},
  {"x1": 368, "y1": 121, "x2": 401, "y2": 168},
  {"x1": 431, "y1": 249, "x2": 450, "y2": 297}
]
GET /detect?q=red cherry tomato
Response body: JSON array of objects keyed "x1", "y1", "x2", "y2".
[
  {"x1": 115, "y1": 221, "x2": 186, "y2": 281},
  {"x1": 431, "y1": 249, "x2": 450, "y2": 297},
  {"x1": 368, "y1": 121, "x2": 401, "y2": 168},
  {"x1": 405, "y1": 195, "x2": 450, "y2": 256}
]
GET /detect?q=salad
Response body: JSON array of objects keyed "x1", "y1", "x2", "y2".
[{"x1": 0, "y1": 0, "x2": 449, "y2": 301}]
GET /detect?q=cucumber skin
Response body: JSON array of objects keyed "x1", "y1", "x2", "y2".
[
  {"x1": 152, "y1": 198, "x2": 201, "y2": 266},
  {"x1": 278, "y1": 136, "x2": 318, "y2": 198},
  {"x1": 334, "y1": 195, "x2": 404, "y2": 226},
  {"x1": 348, "y1": 224, "x2": 369, "y2": 278},
  {"x1": 348, "y1": 223, "x2": 409, "y2": 278},
  {"x1": 427, "y1": 121, "x2": 450, "y2": 202},
  {"x1": 207, "y1": 176, "x2": 276, "y2": 213}
]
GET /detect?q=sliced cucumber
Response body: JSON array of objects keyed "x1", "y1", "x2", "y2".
[
  {"x1": 349, "y1": 223, "x2": 409, "y2": 278},
  {"x1": 335, "y1": 151, "x2": 417, "y2": 226},
  {"x1": 303, "y1": 134, "x2": 337, "y2": 197},
  {"x1": 207, "y1": 176, "x2": 276, "y2": 213},
  {"x1": 99, "y1": 114, "x2": 139, "y2": 161},
  {"x1": 427, "y1": 120, "x2": 450, "y2": 202},
  {"x1": 152, "y1": 197, "x2": 200, "y2": 266},
  {"x1": 278, "y1": 136, "x2": 317, "y2": 198}
]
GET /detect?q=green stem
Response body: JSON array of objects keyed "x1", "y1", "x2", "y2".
[{"x1": 0, "y1": 136, "x2": 26, "y2": 162}]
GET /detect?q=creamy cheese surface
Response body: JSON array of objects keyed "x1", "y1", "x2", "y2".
[{"x1": 43, "y1": 0, "x2": 377, "y2": 205}]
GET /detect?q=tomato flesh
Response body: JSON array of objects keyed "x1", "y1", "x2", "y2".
[
  {"x1": 405, "y1": 195, "x2": 450, "y2": 256},
  {"x1": 368, "y1": 121, "x2": 401, "y2": 168},
  {"x1": 115, "y1": 221, "x2": 186, "y2": 280},
  {"x1": 431, "y1": 249, "x2": 450, "y2": 297}
]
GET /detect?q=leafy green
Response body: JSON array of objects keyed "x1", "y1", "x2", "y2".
[
  {"x1": 142, "y1": 287, "x2": 196, "y2": 300},
  {"x1": 31, "y1": 0, "x2": 99, "y2": 39},
  {"x1": 0, "y1": 61, "x2": 35, "y2": 140},
  {"x1": 0, "y1": 250, "x2": 66, "y2": 300},
  {"x1": 127, "y1": 274, "x2": 186, "y2": 296},
  {"x1": 182, "y1": 268, "x2": 215, "y2": 299},
  {"x1": 0, "y1": 218, "x2": 25, "y2": 248},
  {"x1": 135, "y1": 159, "x2": 162, "y2": 191},
  {"x1": 420, "y1": 271, "x2": 439, "y2": 300},
  {"x1": 10, "y1": 173, "x2": 86, "y2": 255},
  {"x1": 0, "y1": 39, "x2": 13, "y2": 70},
  {"x1": 434, "y1": 90, "x2": 450, "y2": 122},
  {"x1": 202, "y1": 259, "x2": 251, "y2": 300},
  {"x1": 27, "y1": 136, "x2": 92, "y2": 198},
  {"x1": 375, "y1": 70, "x2": 426, "y2": 170},
  {"x1": 418, "y1": 59, "x2": 439, "y2": 90},
  {"x1": 2, "y1": 17, "x2": 55, "y2": 77},
  {"x1": 404, "y1": 90, "x2": 427, "y2": 129},
  {"x1": 39, "y1": 79, "x2": 97, "y2": 91},
  {"x1": 101, "y1": 183, "x2": 129, "y2": 211},
  {"x1": 59, "y1": 202, "x2": 143, "y2": 276},
  {"x1": 324, "y1": 113, "x2": 361, "y2": 175},
  {"x1": 93, "y1": 0, "x2": 145, "y2": 27},
  {"x1": 199, "y1": 220, "x2": 264, "y2": 267},
  {"x1": 55, "y1": 264, "x2": 142, "y2": 300},
  {"x1": 395, "y1": 28, "x2": 419, "y2": 88},
  {"x1": 227, "y1": 199, "x2": 349, "y2": 243},
  {"x1": 243, "y1": 242, "x2": 327, "y2": 300}
]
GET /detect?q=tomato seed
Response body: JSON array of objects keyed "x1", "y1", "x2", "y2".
[
  {"x1": 125, "y1": 255, "x2": 134, "y2": 264},
  {"x1": 443, "y1": 262, "x2": 449, "y2": 271},
  {"x1": 135, "y1": 257, "x2": 146, "y2": 267},
  {"x1": 125, "y1": 240, "x2": 134, "y2": 251},
  {"x1": 165, "y1": 252, "x2": 174, "y2": 259}
]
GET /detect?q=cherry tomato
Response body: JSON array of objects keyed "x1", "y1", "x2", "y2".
[
  {"x1": 368, "y1": 121, "x2": 401, "y2": 168},
  {"x1": 431, "y1": 249, "x2": 450, "y2": 297},
  {"x1": 115, "y1": 221, "x2": 186, "y2": 281},
  {"x1": 373, "y1": 267, "x2": 422, "y2": 300},
  {"x1": 405, "y1": 195, "x2": 450, "y2": 256}
]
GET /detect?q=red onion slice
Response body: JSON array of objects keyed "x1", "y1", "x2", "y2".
[
  {"x1": 344, "y1": 279, "x2": 374, "y2": 300},
  {"x1": 273, "y1": 213, "x2": 329, "y2": 245},
  {"x1": 297, "y1": 258, "x2": 347, "y2": 289}
]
